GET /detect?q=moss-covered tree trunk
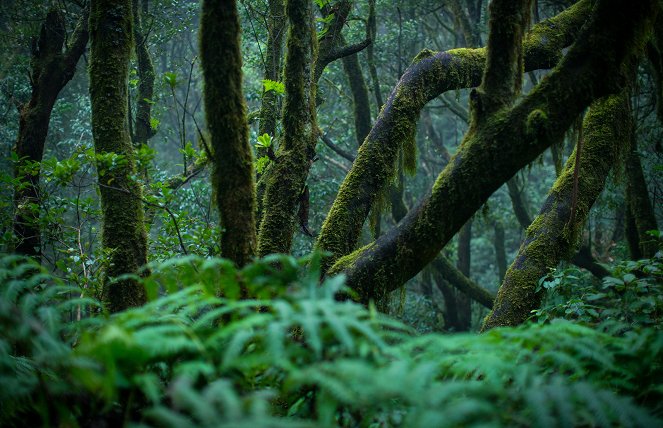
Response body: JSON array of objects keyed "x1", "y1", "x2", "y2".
[
  {"x1": 326, "y1": 0, "x2": 654, "y2": 304},
  {"x1": 255, "y1": 0, "x2": 285, "y2": 225},
  {"x1": 256, "y1": 0, "x2": 317, "y2": 256},
  {"x1": 90, "y1": 0, "x2": 147, "y2": 312},
  {"x1": 482, "y1": 93, "x2": 632, "y2": 329},
  {"x1": 315, "y1": 0, "x2": 594, "y2": 270},
  {"x1": 200, "y1": 0, "x2": 256, "y2": 267},
  {"x1": 258, "y1": 0, "x2": 286, "y2": 140},
  {"x1": 13, "y1": 7, "x2": 88, "y2": 260}
]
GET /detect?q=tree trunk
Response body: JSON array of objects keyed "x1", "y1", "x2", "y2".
[
  {"x1": 90, "y1": 0, "x2": 147, "y2": 312},
  {"x1": 482, "y1": 92, "x2": 632, "y2": 329},
  {"x1": 493, "y1": 222, "x2": 507, "y2": 281},
  {"x1": 342, "y1": 52, "x2": 372, "y2": 147},
  {"x1": 625, "y1": 138, "x2": 659, "y2": 259},
  {"x1": 327, "y1": 0, "x2": 653, "y2": 304},
  {"x1": 200, "y1": 0, "x2": 256, "y2": 267},
  {"x1": 257, "y1": 0, "x2": 317, "y2": 256},
  {"x1": 456, "y1": 220, "x2": 473, "y2": 330},
  {"x1": 13, "y1": 7, "x2": 88, "y2": 260},
  {"x1": 258, "y1": 0, "x2": 286, "y2": 140},
  {"x1": 132, "y1": 0, "x2": 156, "y2": 148},
  {"x1": 316, "y1": 0, "x2": 593, "y2": 270}
]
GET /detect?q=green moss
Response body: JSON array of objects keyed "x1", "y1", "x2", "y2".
[
  {"x1": 526, "y1": 109, "x2": 548, "y2": 137},
  {"x1": 201, "y1": 0, "x2": 257, "y2": 267},
  {"x1": 482, "y1": 93, "x2": 630, "y2": 330},
  {"x1": 257, "y1": 0, "x2": 317, "y2": 256},
  {"x1": 90, "y1": 0, "x2": 147, "y2": 312}
]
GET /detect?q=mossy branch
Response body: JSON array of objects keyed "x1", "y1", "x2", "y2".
[
  {"x1": 328, "y1": 0, "x2": 655, "y2": 304},
  {"x1": 482, "y1": 92, "x2": 632, "y2": 329},
  {"x1": 316, "y1": 0, "x2": 594, "y2": 269}
]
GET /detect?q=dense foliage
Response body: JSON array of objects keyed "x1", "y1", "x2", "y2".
[
  {"x1": 2, "y1": 0, "x2": 663, "y2": 426},
  {"x1": 1, "y1": 251, "x2": 662, "y2": 427}
]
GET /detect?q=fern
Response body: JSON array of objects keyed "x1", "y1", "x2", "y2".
[{"x1": 1, "y1": 253, "x2": 661, "y2": 427}]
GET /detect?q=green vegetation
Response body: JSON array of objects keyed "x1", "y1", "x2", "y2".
[
  {"x1": 1, "y1": 0, "x2": 662, "y2": 425},
  {"x1": 1, "y1": 252, "x2": 661, "y2": 426}
]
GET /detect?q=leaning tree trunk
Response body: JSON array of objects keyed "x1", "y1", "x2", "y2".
[
  {"x1": 325, "y1": 0, "x2": 654, "y2": 304},
  {"x1": 482, "y1": 92, "x2": 632, "y2": 329},
  {"x1": 315, "y1": 0, "x2": 594, "y2": 270},
  {"x1": 13, "y1": 7, "x2": 88, "y2": 260},
  {"x1": 200, "y1": 0, "x2": 256, "y2": 267},
  {"x1": 90, "y1": 0, "x2": 147, "y2": 312},
  {"x1": 257, "y1": 0, "x2": 317, "y2": 256}
]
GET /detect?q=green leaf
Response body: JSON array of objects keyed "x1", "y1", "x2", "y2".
[
  {"x1": 163, "y1": 72, "x2": 178, "y2": 89},
  {"x1": 255, "y1": 133, "x2": 273, "y2": 149},
  {"x1": 262, "y1": 79, "x2": 285, "y2": 95}
]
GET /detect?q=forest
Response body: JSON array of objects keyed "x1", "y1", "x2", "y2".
[{"x1": 0, "y1": 0, "x2": 662, "y2": 426}]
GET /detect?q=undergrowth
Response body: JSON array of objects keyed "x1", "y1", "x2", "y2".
[{"x1": 1, "y1": 252, "x2": 662, "y2": 427}]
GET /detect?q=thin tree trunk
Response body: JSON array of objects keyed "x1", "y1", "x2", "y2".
[
  {"x1": 456, "y1": 220, "x2": 473, "y2": 330},
  {"x1": 493, "y1": 222, "x2": 507, "y2": 282},
  {"x1": 13, "y1": 7, "x2": 88, "y2": 260},
  {"x1": 200, "y1": 0, "x2": 256, "y2": 267},
  {"x1": 625, "y1": 138, "x2": 659, "y2": 259}
]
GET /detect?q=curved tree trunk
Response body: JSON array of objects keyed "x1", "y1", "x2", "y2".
[
  {"x1": 482, "y1": 92, "x2": 632, "y2": 329},
  {"x1": 90, "y1": 0, "x2": 147, "y2": 312},
  {"x1": 315, "y1": 0, "x2": 594, "y2": 270},
  {"x1": 200, "y1": 0, "x2": 256, "y2": 267},
  {"x1": 13, "y1": 6, "x2": 88, "y2": 260},
  {"x1": 326, "y1": 0, "x2": 654, "y2": 304}
]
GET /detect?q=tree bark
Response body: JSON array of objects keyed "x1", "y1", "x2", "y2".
[
  {"x1": 327, "y1": 0, "x2": 654, "y2": 304},
  {"x1": 482, "y1": 92, "x2": 632, "y2": 329},
  {"x1": 13, "y1": 6, "x2": 88, "y2": 260},
  {"x1": 433, "y1": 256, "x2": 495, "y2": 310},
  {"x1": 257, "y1": 0, "x2": 317, "y2": 256},
  {"x1": 316, "y1": 0, "x2": 594, "y2": 270},
  {"x1": 625, "y1": 138, "x2": 659, "y2": 259},
  {"x1": 258, "y1": 0, "x2": 286, "y2": 140},
  {"x1": 200, "y1": 0, "x2": 256, "y2": 267},
  {"x1": 342, "y1": 50, "x2": 372, "y2": 146},
  {"x1": 132, "y1": 0, "x2": 156, "y2": 148},
  {"x1": 456, "y1": 220, "x2": 473, "y2": 330},
  {"x1": 90, "y1": 0, "x2": 147, "y2": 312}
]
